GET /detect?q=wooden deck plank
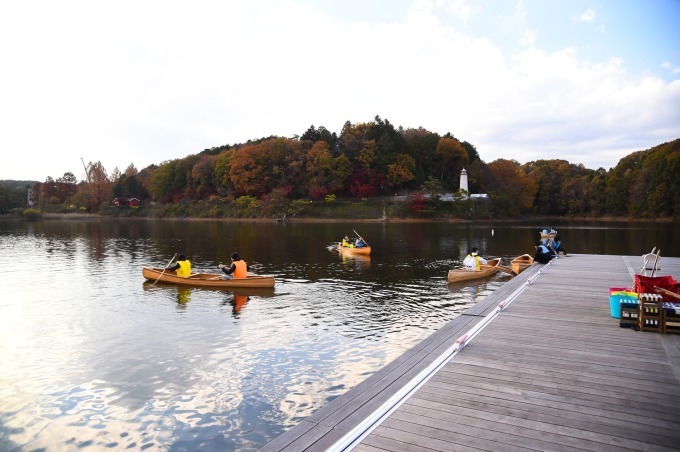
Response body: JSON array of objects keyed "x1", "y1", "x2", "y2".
[
  {"x1": 406, "y1": 389, "x2": 680, "y2": 444},
  {"x1": 427, "y1": 369, "x2": 680, "y2": 423},
  {"x1": 390, "y1": 404, "x2": 647, "y2": 452},
  {"x1": 260, "y1": 255, "x2": 680, "y2": 451}
]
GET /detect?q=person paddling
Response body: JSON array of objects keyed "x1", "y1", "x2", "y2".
[
  {"x1": 463, "y1": 247, "x2": 487, "y2": 270},
  {"x1": 218, "y1": 252, "x2": 250, "y2": 279},
  {"x1": 166, "y1": 253, "x2": 191, "y2": 277}
]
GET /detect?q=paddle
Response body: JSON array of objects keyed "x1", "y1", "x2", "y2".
[
  {"x1": 352, "y1": 229, "x2": 369, "y2": 246},
  {"x1": 655, "y1": 286, "x2": 680, "y2": 301},
  {"x1": 496, "y1": 262, "x2": 513, "y2": 274},
  {"x1": 153, "y1": 253, "x2": 177, "y2": 285}
]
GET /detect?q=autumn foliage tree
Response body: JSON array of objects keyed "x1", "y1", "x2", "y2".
[
  {"x1": 436, "y1": 137, "x2": 468, "y2": 188},
  {"x1": 484, "y1": 159, "x2": 537, "y2": 216},
  {"x1": 28, "y1": 116, "x2": 677, "y2": 220}
]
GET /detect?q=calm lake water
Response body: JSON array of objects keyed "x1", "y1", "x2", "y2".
[{"x1": 0, "y1": 219, "x2": 676, "y2": 451}]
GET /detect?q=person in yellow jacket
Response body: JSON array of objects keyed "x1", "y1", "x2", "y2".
[
  {"x1": 219, "y1": 252, "x2": 250, "y2": 279},
  {"x1": 463, "y1": 247, "x2": 487, "y2": 270},
  {"x1": 166, "y1": 253, "x2": 192, "y2": 277}
]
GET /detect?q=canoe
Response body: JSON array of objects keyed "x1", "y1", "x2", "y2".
[
  {"x1": 540, "y1": 232, "x2": 557, "y2": 239},
  {"x1": 510, "y1": 254, "x2": 534, "y2": 275},
  {"x1": 142, "y1": 267, "x2": 275, "y2": 288},
  {"x1": 337, "y1": 243, "x2": 371, "y2": 255},
  {"x1": 447, "y1": 258, "x2": 501, "y2": 283}
]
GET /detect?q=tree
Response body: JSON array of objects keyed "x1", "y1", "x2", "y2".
[
  {"x1": 124, "y1": 163, "x2": 139, "y2": 177},
  {"x1": 338, "y1": 121, "x2": 372, "y2": 163},
  {"x1": 605, "y1": 152, "x2": 642, "y2": 216},
  {"x1": 523, "y1": 159, "x2": 577, "y2": 214},
  {"x1": 300, "y1": 125, "x2": 337, "y2": 150},
  {"x1": 229, "y1": 138, "x2": 302, "y2": 196},
  {"x1": 305, "y1": 141, "x2": 351, "y2": 194},
  {"x1": 435, "y1": 137, "x2": 468, "y2": 188},
  {"x1": 56, "y1": 172, "x2": 78, "y2": 206},
  {"x1": 386, "y1": 154, "x2": 416, "y2": 188},
  {"x1": 485, "y1": 159, "x2": 537, "y2": 215},
  {"x1": 356, "y1": 140, "x2": 378, "y2": 170},
  {"x1": 0, "y1": 183, "x2": 29, "y2": 213},
  {"x1": 401, "y1": 127, "x2": 440, "y2": 185},
  {"x1": 190, "y1": 155, "x2": 217, "y2": 199},
  {"x1": 213, "y1": 149, "x2": 235, "y2": 195},
  {"x1": 148, "y1": 160, "x2": 180, "y2": 202},
  {"x1": 112, "y1": 173, "x2": 148, "y2": 200},
  {"x1": 421, "y1": 176, "x2": 443, "y2": 200}
]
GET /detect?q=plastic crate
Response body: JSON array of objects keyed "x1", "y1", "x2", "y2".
[{"x1": 609, "y1": 287, "x2": 637, "y2": 319}]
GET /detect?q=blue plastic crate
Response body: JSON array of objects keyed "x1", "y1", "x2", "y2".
[{"x1": 610, "y1": 294, "x2": 638, "y2": 318}]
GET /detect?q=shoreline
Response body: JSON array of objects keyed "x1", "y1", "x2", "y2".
[{"x1": 5, "y1": 213, "x2": 675, "y2": 223}]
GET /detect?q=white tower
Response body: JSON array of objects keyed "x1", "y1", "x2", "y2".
[{"x1": 459, "y1": 168, "x2": 468, "y2": 193}]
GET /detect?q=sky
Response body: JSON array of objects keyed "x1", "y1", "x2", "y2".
[{"x1": 1, "y1": 0, "x2": 679, "y2": 182}]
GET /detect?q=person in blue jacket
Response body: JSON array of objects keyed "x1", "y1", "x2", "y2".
[
  {"x1": 534, "y1": 241, "x2": 553, "y2": 264},
  {"x1": 552, "y1": 236, "x2": 567, "y2": 255}
]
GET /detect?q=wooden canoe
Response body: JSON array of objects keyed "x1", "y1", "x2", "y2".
[
  {"x1": 510, "y1": 254, "x2": 534, "y2": 275},
  {"x1": 337, "y1": 243, "x2": 371, "y2": 255},
  {"x1": 142, "y1": 267, "x2": 275, "y2": 288},
  {"x1": 540, "y1": 232, "x2": 557, "y2": 239},
  {"x1": 447, "y1": 258, "x2": 501, "y2": 283}
]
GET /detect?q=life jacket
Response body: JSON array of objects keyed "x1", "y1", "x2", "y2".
[
  {"x1": 176, "y1": 260, "x2": 191, "y2": 277},
  {"x1": 233, "y1": 260, "x2": 247, "y2": 278},
  {"x1": 464, "y1": 254, "x2": 480, "y2": 270}
]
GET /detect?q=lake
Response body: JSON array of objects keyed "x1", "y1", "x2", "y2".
[{"x1": 0, "y1": 218, "x2": 676, "y2": 451}]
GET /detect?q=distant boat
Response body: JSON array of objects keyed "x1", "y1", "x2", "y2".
[
  {"x1": 337, "y1": 243, "x2": 371, "y2": 255},
  {"x1": 540, "y1": 230, "x2": 557, "y2": 239},
  {"x1": 510, "y1": 254, "x2": 534, "y2": 275},
  {"x1": 447, "y1": 258, "x2": 501, "y2": 283}
]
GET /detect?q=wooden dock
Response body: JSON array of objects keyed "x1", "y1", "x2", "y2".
[{"x1": 260, "y1": 254, "x2": 680, "y2": 451}]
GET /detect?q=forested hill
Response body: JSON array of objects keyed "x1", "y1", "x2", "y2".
[
  {"x1": 0, "y1": 180, "x2": 37, "y2": 189},
  {"x1": 4, "y1": 117, "x2": 679, "y2": 220}
]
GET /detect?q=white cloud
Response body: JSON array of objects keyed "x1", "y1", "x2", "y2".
[
  {"x1": 442, "y1": 0, "x2": 481, "y2": 25},
  {"x1": 1, "y1": 0, "x2": 678, "y2": 181},
  {"x1": 576, "y1": 8, "x2": 596, "y2": 23},
  {"x1": 520, "y1": 29, "x2": 537, "y2": 46}
]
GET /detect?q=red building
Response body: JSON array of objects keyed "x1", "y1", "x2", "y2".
[{"x1": 112, "y1": 197, "x2": 141, "y2": 207}]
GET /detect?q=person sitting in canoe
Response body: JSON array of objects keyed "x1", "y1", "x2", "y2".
[
  {"x1": 355, "y1": 238, "x2": 365, "y2": 247},
  {"x1": 341, "y1": 236, "x2": 353, "y2": 248},
  {"x1": 166, "y1": 253, "x2": 191, "y2": 277},
  {"x1": 218, "y1": 252, "x2": 250, "y2": 279},
  {"x1": 463, "y1": 247, "x2": 487, "y2": 270}
]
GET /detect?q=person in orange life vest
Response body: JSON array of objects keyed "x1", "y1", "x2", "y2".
[
  {"x1": 218, "y1": 252, "x2": 250, "y2": 279},
  {"x1": 166, "y1": 253, "x2": 191, "y2": 277}
]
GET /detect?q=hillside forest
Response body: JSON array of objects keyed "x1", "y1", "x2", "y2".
[{"x1": 2, "y1": 117, "x2": 678, "y2": 220}]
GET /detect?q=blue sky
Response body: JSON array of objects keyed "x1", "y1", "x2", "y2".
[{"x1": 1, "y1": 0, "x2": 678, "y2": 181}]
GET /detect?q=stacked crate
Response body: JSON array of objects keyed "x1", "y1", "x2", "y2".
[
  {"x1": 639, "y1": 293, "x2": 663, "y2": 333},
  {"x1": 619, "y1": 299, "x2": 639, "y2": 329},
  {"x1": 663, "y1": 302, "x2": 680, "y2": 334}
]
